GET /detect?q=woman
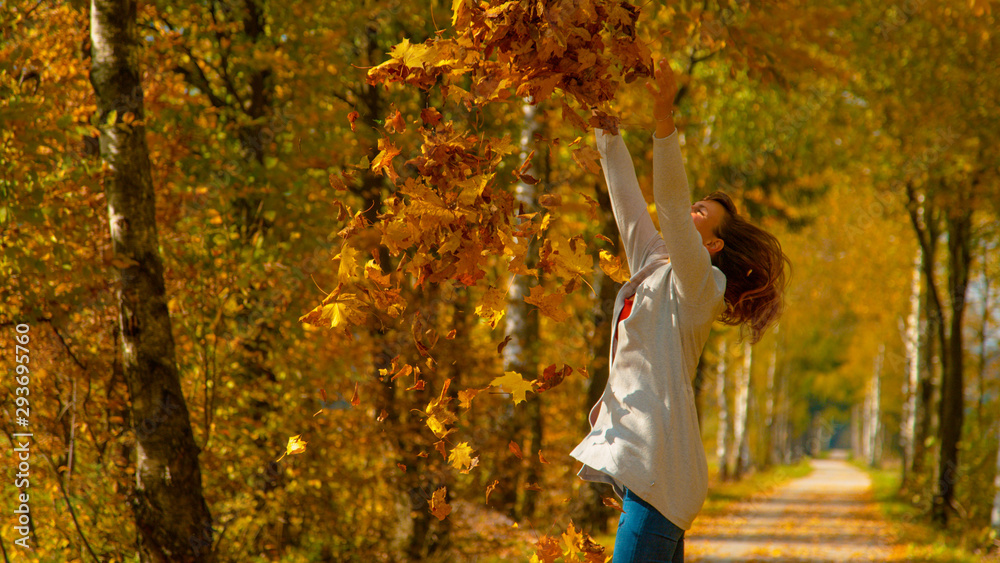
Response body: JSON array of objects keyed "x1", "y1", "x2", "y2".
[{"x1": 570, "y1": 59, "x2": 788, "y2": 563}]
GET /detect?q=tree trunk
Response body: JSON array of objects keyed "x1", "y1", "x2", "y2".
[
  {"x1": 905, "y1": 184, "x2": 942, "y2": 490},
  {"x1": 866, "y1": 344, "x2": 884, "y2": 468},
  {"x1": 765, "y1": 326, "x2": 778, "y2": 467},
  {"x1": 933, "y1": 208, "x2": 973, "y2": 524},
  {"x1": 974, "y1": 237, "x2": 992, "y2": 424},
  {"x1": 498, "y1": 99, "x2": 542, "y2": 519},
  {"x1": 715, "y1": 339, "x2": 731, "y2": 480},
  {"x1": 732, "y1": 341, "x2": 751, "y2": 478},
  {"x1": 90, "y1": 0, "x2": 214, "y2": 560},
  {"x1": 902, "y1": 247, "x2": 922, "y2": 486}
]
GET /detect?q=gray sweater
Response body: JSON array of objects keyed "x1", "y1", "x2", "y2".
[{"x1": 570, "y1": 128, "x2": 726, "y2": 530}]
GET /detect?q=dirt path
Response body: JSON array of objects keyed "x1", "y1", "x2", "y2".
[{"x1": 686, "y1": 454, "x2": 898, "y2": 562}]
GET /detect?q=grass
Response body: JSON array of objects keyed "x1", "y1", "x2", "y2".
[{"x1": 853, "y1": 458, "x2": 996, "y2": 563}]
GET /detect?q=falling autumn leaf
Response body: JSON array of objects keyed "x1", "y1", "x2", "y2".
[
  {"x1": 448, "y1": 442, "x2": 477, "y2": 473},
  {"x1": 491, "y1": 371, "x2": 536, "y2": 404},
  {"x1": 275, "y1": 435, "x2": 307, "y2": 462},
  {"x1": 425, "y1": 378, "x2": 456, "y2": 437},
  {"x1": 602, "y1": 496, "x2": 625, "y2": 513},
  {"x1": 350, "y1": 382, "x2": 360, "y2": 407},
  {"x1": 509, "y1": 440, "x2": 523, "y2": 459},
  {"x1": 523, "y1": 285, "x2": 571, "y2": 323},
  {"x1": 536, "y1": 363, "x2": 572, "y2": 393},
  {"x1": 457, "y1": 387, "x2": 482, "y2": 409},
  {"x1": 599, "y1": 249, "x2": 630, "y2": 283},
  {"x1": 485, "y1": 479, "x2": 500, "y2": 504},
  {"x1": 428, "y1": 486, "x2": 451, "y2": 521}
]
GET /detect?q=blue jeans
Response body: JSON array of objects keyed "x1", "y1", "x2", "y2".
[{"x1": 612, "y1": 488, "x2": 685, "y2": 563}]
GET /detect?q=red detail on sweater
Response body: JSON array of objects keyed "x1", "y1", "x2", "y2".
[
  {"x1": 619, "y1": 296, "x2": 634, "y2": 322},
  {"x1": 612, "y1": 296, "x2": 634, "y2": 364}
]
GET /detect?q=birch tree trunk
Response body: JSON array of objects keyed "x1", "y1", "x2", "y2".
[
  {"x1": 732, "y1": 341, "x2": 752, "y2": 478},
  {"x1": 90, "y1": 0, "x2": 213, "y2": 560},
  {"x1": 499, "y1": 99, "x2": 542, "y2": 519},
  {"x1": 716, "y1": 339, "x2": 731, "y2": 481},
  {"x1": 866, "y1": 344, "x2": 884, "y2": 468},
  {"x1": 902, "y1": 247, "x2": 922, "y2": 485},
  {"x1": 765, "y1": 326, "x2": 779, "y2": 466}
]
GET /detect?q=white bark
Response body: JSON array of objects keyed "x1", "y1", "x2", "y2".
[
  {"x1": 902, "y1": 247, "x2": 922, "y2": 478},
  {"x1": 732, "y1": 341, "x2": 752, "y2": 477},
  {"x1": 765, "y1": 326, "x2": 779, "y2": 465},
  {"x1": 865, "y1": 344, "x2": 884, "y2": 467},
  {"x1": 503, "y1": 100, "x2": 539, "y2": 373},
  {"x1": 716, "y1": 339, "x2": 730, "y2": 479}
]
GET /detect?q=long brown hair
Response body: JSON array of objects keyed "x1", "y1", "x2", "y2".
[{"x1": 703, "y1": 191, "x2": 789, "y2": 344}]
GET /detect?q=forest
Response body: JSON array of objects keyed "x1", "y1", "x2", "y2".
[{"x1": 1, "y1": 0, "x2": 998, "y2": 561}]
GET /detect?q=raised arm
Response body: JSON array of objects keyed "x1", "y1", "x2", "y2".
[
  {"x1": 648, "y1": 60, "x2": 721, "y2": 305},
  {"x1": 595, "y1": 129, "x2": 665, "y2": 274}
]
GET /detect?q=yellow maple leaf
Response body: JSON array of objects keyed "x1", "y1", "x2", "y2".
[
  {"x1": 428, "y1": 486, "x2": 452, "y2": 521},
  {"x1": 364, "y1": 259, "x2": 390, "y2": 287},
  {"x1": 389, "y1": 38, "x2": 437, "y2": 69},
  {"x1": 523, "y1": 285, "x2": 570, "y2": 323},
  {"x1": 425, "y1": 378, "x2": 456, "y2": 438},
  {"x1": 336, "y1": 244, "x2": 360, "y2": 280},
  {"x1": 276, "y1": 434, "x2": 307, "y2": 462},
  {"x1": 371, "y1": 137, "x2": 401, "y2": 182},
  {"x1": 562, "y1": 522, "x2": 582, "y2": 556},
  {"x1": 551, "y1": 234, "x2": 593, "y2": 278},
  {"x1": 490, "y1": 371, "x2": 535, "y2": 405},
  {"x1": 475, "y1": 287, "x2": 507, "y2": 328},
  {"x1": 457, "y1": 387, "x2": 482, "y2": 409},
  {"x1": 448, "y1": 442, "x2": 477, "y2": 473},
  {"x1": 599, "y1": 250, "x2": 630, "y2": 283}
]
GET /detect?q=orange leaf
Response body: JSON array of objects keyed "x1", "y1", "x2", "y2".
[
  {"x1": 536, "y1": 363, "x2": 572, "y2": 393},
  {"x1": 485, "y1": 479, "x2": 500, "y2": 504},
  {"x1": 538, "y1": 450, "x2": 550, "y2": 464},
  {"x1": 602, "y1": 496, "x2": 625, "y2": 513},
  {"x1": 420, "y1": 106, "x2": 442, "y2": 127},
  {"x1": 371, "y1": 137, "x2": 401, "y2": 182},
  {"x1": 428, "y1": 486, "x2": 451, "y2": 521},
  {"x1": 496, "y1": 334, "x2": 513, "y2": 354},
  {"x1": 386, "y1": 108, "x2": 406, "y2": 133},
  {"x1": 534, "y1": 536, "x2": 561, "y2": 563},
  {"x1": 350, "y1": 382, "x2": 360, "y2": 407},
  {"x1": 523, "y1": 285, "x2": 570, "y2": 323},
  {"x1": 348, "y1": 111, "x2": 359, "y2": 132},
  {"x1": 509, "y1": 440, "x2": 523, "y2": 459}
]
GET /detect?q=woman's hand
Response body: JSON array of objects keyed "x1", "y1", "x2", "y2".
[{"x1": 645, "y1": 58, "x2": 679, "y2": 136}]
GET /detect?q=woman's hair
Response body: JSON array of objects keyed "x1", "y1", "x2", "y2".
[{"x1": 703, "y1": 191, "x2": 789, "y2": 344}]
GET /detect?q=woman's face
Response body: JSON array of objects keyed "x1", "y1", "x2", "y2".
[{"x1": 691, "y1": 199, "x2": 726, "y2": 255}]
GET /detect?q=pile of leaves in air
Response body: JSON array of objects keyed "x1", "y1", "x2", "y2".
[
  {"x1": 300, "y1": 0, "x2": 650, "y2": 526},
  {"x1": 306, "y1": 0, "x2": 649, "y2": 337}
]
